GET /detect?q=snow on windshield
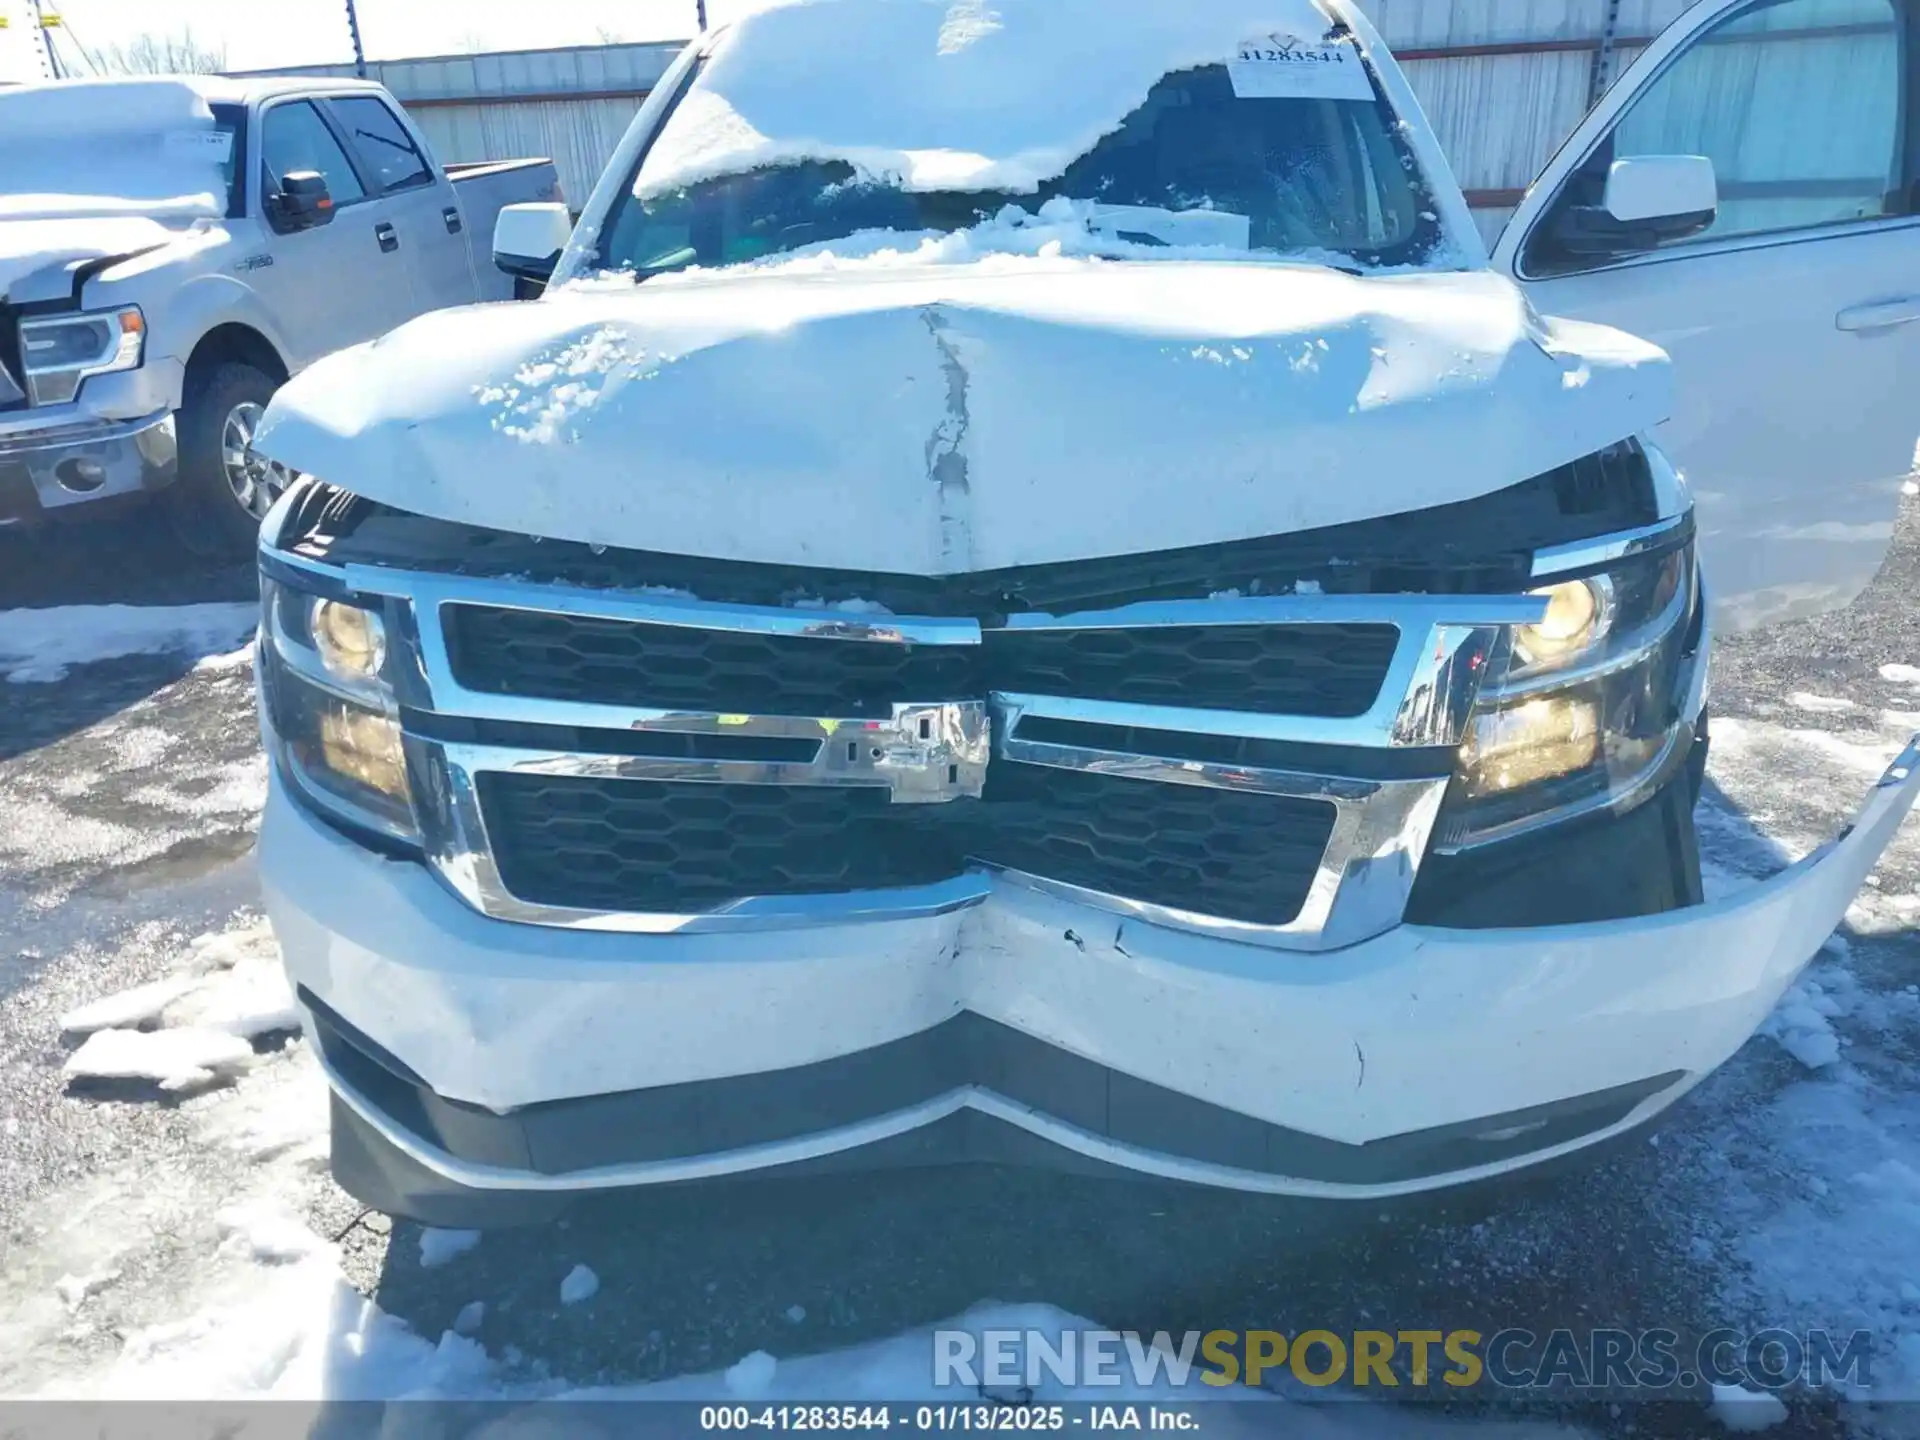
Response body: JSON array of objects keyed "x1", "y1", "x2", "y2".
[
  {"x1": 0, "y1": 79, "x2": 233, "y2": 222},
  {"x1": 635, "y1": 0, "x2": 1344, "y2": 198},
  {"x1": 607, "y1": 0, "x2": 1447, "y2": 276}
]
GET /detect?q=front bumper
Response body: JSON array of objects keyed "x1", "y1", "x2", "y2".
[
  {"x1": 0, "y1": 409, "x2": 178, "y2": 522},
  {"x1": 264, "y1": 737, "x2": 1920, "y2": 1220}
]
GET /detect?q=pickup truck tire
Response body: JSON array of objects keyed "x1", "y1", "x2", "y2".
[{"x1": 169, "y1": 362, "x2": 294, "y2": 555}]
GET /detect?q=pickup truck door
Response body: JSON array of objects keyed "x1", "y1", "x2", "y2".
[
  {"x1": 253, "y1": 98, "x2": 414, "y2": 370},
  {"x1": 1494, "y1": 0, "x2": 1920, "y2": 631},
  {"x1": 325, "y1": 95, "x2": 478, "y2": 317}
]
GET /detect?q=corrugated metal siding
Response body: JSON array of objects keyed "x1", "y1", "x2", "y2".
[
  {"x1": 409, "y1": 97, "x2": 651, "y2": 207},
  {"x1": 231, "y1": 41, "x2": 680, "y2": 207},
  {"x1": 1400, "y1": 51, "x2": 1593, "y2": 193},
  {"x1": 246, "y1": 1, "x2": 1858, "y2": 247}
]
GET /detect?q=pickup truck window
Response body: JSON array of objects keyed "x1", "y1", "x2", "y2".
[
  {"x1": 262, "y1": 101, "x2": 367, "y2": 206},
  {"x1": 599, "y1": 59, "x2": 1443, "y2": 276},
  {"x1": 210, "y1": 102, "x2": 248, "y2": 219},
  {"x1": 331, "y1": 97, "x2": 435, "y2": 194}
]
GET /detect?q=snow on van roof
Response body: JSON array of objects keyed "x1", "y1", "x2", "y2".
[
  {"x1": 636, "y1": 0, "x2": 1345, "y2": 198},
  {"x1": 0, "y1": 79, "x2": 231, "y2": 221}
]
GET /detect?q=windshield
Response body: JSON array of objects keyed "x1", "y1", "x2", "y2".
[{"x1": 598, "y1": 55, "x2": 1445, "y2": 277}]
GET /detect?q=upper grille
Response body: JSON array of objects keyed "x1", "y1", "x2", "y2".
[
  {"x1": 444, "y1": 604, "x2": 1400, "y2": 720},
  {"x1": 983, "y1": 623, "x2": 1396, "y2": 717},
  {"x1": 444, "y1": 604, "x2": 974, "y2": 718}
]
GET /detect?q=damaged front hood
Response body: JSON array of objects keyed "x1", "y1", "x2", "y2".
[{"x1": 256, "y1": 260, "x2": 1671, "y2": 575}]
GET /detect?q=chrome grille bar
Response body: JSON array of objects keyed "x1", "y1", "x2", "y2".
[{"x1": 266, "y1": 546, "x2": 1554, "y2": 951}]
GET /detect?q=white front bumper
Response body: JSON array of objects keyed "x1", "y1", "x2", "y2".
[{"x1": 263, "y1": 742, "x2": 1920, "y2": 1199}]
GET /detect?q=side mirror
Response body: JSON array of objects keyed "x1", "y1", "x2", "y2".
[
  {"x1": 268, "y1": 170, "x2": 334, "y2": 233},
  {"x1": 1549, "y1": 155, "x2": 1718, "y2": 257},
  {"x1": 494, "y1": 202, "x2": 572, "y2": 293}
]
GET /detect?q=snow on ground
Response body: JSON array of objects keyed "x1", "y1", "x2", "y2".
[
  {"x1": 0, "y1": 602, "x2": 257, "y2": 684},
  {"x1": 8, "y1": 916, "x2": 1595, "y2": 1437},
  {"x1": 1687, "y1": 694, "x2": 1920, "y2": 1411}
]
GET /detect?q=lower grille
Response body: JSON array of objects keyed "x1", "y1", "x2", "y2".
[
  {"x1": 479, "y1": 765, "x2": 1336, "y2": 927},
  {"x1": 970, "y1": 765, "x2": 1335, "y2": 926},
  {"x1": 480, "y1": 773, "x2": 960, "y2": 912}
]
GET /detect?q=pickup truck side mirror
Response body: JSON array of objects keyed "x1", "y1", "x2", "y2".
[
  {"x1": 268, "y1": 170, "x2": 335, "y2": 234},
  {"x1": 494, "y1": 203, "x2": 573, "y2": 294},
  {"x1": 1546, "y1": 155, "x2": 1718, "y2": 258}
]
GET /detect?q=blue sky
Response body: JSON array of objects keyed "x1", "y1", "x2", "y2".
[{"x1": 2, "y1": 0, "x2": 759, "y2": 79}]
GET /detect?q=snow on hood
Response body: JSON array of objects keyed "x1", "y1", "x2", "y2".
[
  {"x1": 257, "y1": 258, "x2": 1671, "y2": 576},
  {"x1": 0, "y1": 217, "x2": 210, "y2": 306},
  {"x1": 0, "y1": 79, "x2": 231, "y2": 225},
  {"x1": 639, "y1": 0, "x2": 1342, "y2": 197}
]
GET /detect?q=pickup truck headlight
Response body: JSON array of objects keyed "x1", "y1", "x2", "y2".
[
  {"x1": 18, "y1": 307, "x2": 146, "y2": 406},
  {"x1": 1437, "y1": 535, "x2": 1698, "y2": 850},
  {"x1": 260, "y1": 575, "x2": 419, "y2": 846}
]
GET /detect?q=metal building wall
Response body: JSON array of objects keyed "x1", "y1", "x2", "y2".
[
  {"x1": 230, "y1": 41, "x2": 680, "y2": 206},
  {"x1": 234, "y1": 5, "x2": 1739, "y2": 244}
]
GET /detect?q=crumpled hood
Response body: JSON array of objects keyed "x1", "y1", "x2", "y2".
[
  {"x1": 0, "y1": 217, "x2": 195, "y2": 305},
  {"x1": 257, "y1": 260, "x2": 1671, "y2": 575}
]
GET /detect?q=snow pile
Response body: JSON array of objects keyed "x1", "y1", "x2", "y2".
[
  {"x1": 0, "y1": 602, "x2": 258, "y2": 683},
  {"x1": 63, "y1": 1028, "x2": 255, "y2": 1094},
  {"x1": 0, "y1": 79, "x2": 231, "y2": 223},
  {"x1": 419, "y1": 1229, "x2": 483, "y2": 1269},
  {"x1": 637, "y1": 0, "x2": 1335, "y2": 197},
  {"x1": 1709, "y1": 1384, "x2": 1788, "y2": 1431},
  {"x1": 558, "y1": 1263, "x2": 600, "y2": 1305},
  {"x1": 59, "y1": 921, "x2": 295, "y2": 1094}
]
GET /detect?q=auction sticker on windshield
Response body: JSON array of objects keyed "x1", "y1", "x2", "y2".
[{"x1": 1229, "y1": 34, "x2": 1375, "y2": 101}]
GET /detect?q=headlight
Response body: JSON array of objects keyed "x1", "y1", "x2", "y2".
[
  {"x1": 260, "y1": 575, "x2": 419, "y2": 845},
  {"x1": 18, "y1": 307, "x2": 145, "y2": 406},
  {"x1": 1437, "y1": 532, "x2": 1698, "y2": 850}
]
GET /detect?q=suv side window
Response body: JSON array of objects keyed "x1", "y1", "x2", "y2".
[
  {"x1": 1529, "y1": 0, "x2": 1906, "y2": 271},
  {"x1": 330, "y1": 97, "x2": 435, "y2": 193},
  {"x1": 261, "y1": 100, "x2": 367, "y2": 207}
]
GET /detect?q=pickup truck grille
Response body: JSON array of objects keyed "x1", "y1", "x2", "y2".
[
  {"x1": 269, "y1": 450, "x2": 1665, "y2": 950},
  {"x1": 444, "y1": 605, "x2": 1399, "y2": 720}
]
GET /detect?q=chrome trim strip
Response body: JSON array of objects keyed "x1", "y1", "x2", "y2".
[
  {"x1": 999, "y1": 727, "x2": 1389, "y2": 803},
  {"x1": 0, "y1": 407, "x2": 172, "y2": 454},
  {"x1": 1003, "y1": 593, "x2": 1547, "y2": 631},
  {"x1": 989, "y1": 770, "x2": 1450, "y2": 952},
  {"x1": 440, "y1": 705, "x2": 989, "y2": 805},
  {"x1": 318, "y1": 1061, "x2": 1688, "y2": 1199},
  {"x1": 991, "y1": 618, "x2": 1518, "y2": 753},
  {"x1": 406, "y1": 571, "x2": 982, "y2": 646},
  {"x1": 425, "y1": 739, "x2": 992, "y2": 933},
  {"x1": 1530, "y1": 514, "x2": 1690, "y2": 580}
]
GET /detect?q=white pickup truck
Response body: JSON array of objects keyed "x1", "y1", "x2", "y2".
[
  {"x1": 0, "y1": 76, "x2": 561, "y2": 550},
  {"x1": 252, "y1": 0, "x2": 1919, "y2": 1226}
]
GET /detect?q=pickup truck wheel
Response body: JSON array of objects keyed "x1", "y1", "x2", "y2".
[{"x1": 170, "y1": 363, "x2": 295, "y2": 554}]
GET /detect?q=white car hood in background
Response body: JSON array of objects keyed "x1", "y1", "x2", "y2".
[{"x1": 257, "y1": 261, "x2": 1671, "y2": 575}]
